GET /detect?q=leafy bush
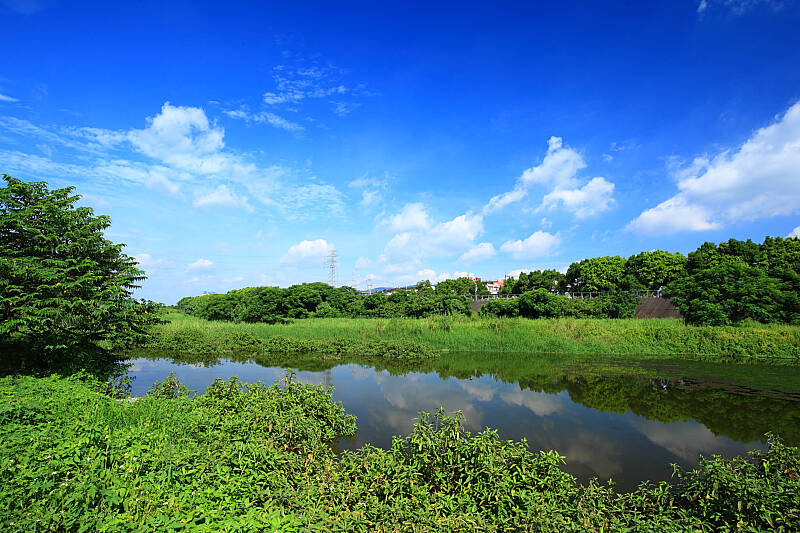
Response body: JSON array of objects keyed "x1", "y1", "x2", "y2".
[
  {"x1": 479, "y1": 298, "x2": 519, "y2": 317},
  {"x1": 2, "y1": 374, "x2": 798, "y2": 531},
  {"x1": 0, "y1": 176, "x2": 162, "y2": 373}
]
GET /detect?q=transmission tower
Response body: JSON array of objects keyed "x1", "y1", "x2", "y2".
[
  {"x1": 327, "y1": 249, "x2": 338, "y2": 286},
  {"x1": 351, "y1": 268, "x2": 358, "y2": 289}
]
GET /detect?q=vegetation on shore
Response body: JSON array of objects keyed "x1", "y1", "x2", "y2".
[
  {"x1": 175, "y1": 235, "x2": 800, "y2": 327},
  {"x1": 148, "y1": 311, "x2": 800, "y2": 363},
  {"x1": 2, "y1": 372, "x2": 799, "y2": 531}
]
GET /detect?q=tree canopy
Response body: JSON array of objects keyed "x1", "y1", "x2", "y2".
[{"x1": 0, "y1": 175, "x2": 161, "y2": 369}]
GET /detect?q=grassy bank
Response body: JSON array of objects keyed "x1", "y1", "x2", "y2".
[
  {"x1": 147, "y1": 312, "x2": 800, "y2": 363},
  {"x1": 2, "y1": 373, "x2": 799, "y2": 531}
]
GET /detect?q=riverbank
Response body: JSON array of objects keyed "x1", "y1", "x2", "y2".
[
  {"x1": 146, "y1": 312, "x2": 800, "y2": 364},
  {"x1": 2, "y1": 373, "x2": 798, "y2": 531}
]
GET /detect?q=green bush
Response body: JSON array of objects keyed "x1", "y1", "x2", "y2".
[{"x1": 3, "y1": 374, "x2": 798, "y2": 531}]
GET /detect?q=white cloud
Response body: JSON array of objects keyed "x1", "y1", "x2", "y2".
[
  {"x1": 134, "y1": 253, "x2": 166, "y2": 272},
  {"x1": 484, "y1": 136, "x2": 615, "y2": 218},
  {"x1": 257, "y1": 112, "x2": 304, "y2": 133},
  {"x1": 458, "y1": 242, "x2": 497, "y2": 263},
  {"x1": 386, "y1": 202, "x2": 432, "y2": 232},
  {"x1": 349, "y1": 175, "x2": 387, "y2": 208},
  {"x1": 384, "y1": 211, "x2": 484, "y2": 260},
  {"x1": 280, "y1": 239, "x2": 334, "y2": 264},
  {"x1": 331, "y1": 101, "x2": 361, "y2": 116},
  {"x1": 0, "y1": 92, "x2": 19, "y2": 102},
  {"x1": 500, "y1": 231, "x2": 561, "y2": 259},
  {"x1": 360, "y1": 189, "x2": 381, "y2": 207},
  {"x1": 224, "y1": 108, "x2": 304, "y2": 133},
  {"x1": 188, "y1": 258, "x2": 214, "y2": 270},
  {"x1": 788, "y1": 226, "x2": 800, "y2": 238},
  {"x1": 698, "y1": 0, "x2": 782, "y2": 14},
  {"x1": 193, "y1": 184, "x2": 253, "y2": 211},
  {"x1": 417, "y1": 268, "x2": 436, "y2": 278},
  {"x1": 129, "y1": 102, "x2": 229, "y2": 174},
  {"x1": 540, "y1": 176, "x2": 615, "y2": 219},
  {"x1": 628, "y1": 101, "x2": 800, "y2": 235}
]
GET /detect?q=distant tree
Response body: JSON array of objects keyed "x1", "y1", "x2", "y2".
[
  {"x1": 435, "y1": 277, "x2": 489, "y2": 297},
  {"x1": 565, "y1": 256, "x2": 627, "y2": 292},
  {"x1": 625, "y1": 250, "x2": 687, "y2": 289},
  {"x1": 504, "y1": 269, "x2": 567, "y2": 294},
  {"x1": 0, "y1": 176, "x2": 161, "y2": 368}
]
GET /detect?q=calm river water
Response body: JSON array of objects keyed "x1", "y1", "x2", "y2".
[{"x1": 125, "y1": 354, "x2": 800, "y2": 491}]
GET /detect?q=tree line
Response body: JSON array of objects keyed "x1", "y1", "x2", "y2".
[
  {"x1": 491, "y1": 238, "x2": 799, "y2": 325},
  {"x1": 177, "y1": 281, "x2": 476, "y2": 322}
]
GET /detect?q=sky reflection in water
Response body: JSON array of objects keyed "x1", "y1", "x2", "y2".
[{"x1": 126, "y1": 357, "x2": 797, "y2": 491}]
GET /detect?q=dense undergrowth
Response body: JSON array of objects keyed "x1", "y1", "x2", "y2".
[
  {"x1": 148, "y1": 311, "x2": 800, "y2": 363},
  {"x1": 1, "y1": 373, "x2": 799, "y2": 531}
]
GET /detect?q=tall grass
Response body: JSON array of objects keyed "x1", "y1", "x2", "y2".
[{"x1": 148, "y1": 312, "x2": 800, "y2": 363}]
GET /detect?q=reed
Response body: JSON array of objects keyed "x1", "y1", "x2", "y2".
[{"x1": 147, "y1": 311, "x2": 800, "y2": 363}]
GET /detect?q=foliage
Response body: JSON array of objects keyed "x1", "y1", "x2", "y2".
[
  {"x1": 625, "y1": 250, "x2": 687, "y2": 289},
  {"x1": 177, "y1": 282, "x2": 473, "y2": 322},
  {"x1": 500, "y1": 269, "x2": 567, "y2": 294},
  {"x1": 434, "y1": 276, "x2": 490, "y2": 297},
  {"x1": 478, "y1": 298, "x2": 519, "y2": 317},
  {"x1": 565, "y1": 256, "x2": 629, "y2": 292},
  {"x1": 2, "y1": 373, "x2": 799, "y2": 531},
  {"x1": 667, "y1": 237, "x2": 800, "y2": 326},
  {"x1": 0, "y1": 175, "x2": 162, "y2": 373},
  {"x1": 483, "y1": 290, "x2": 639, "y2": 320}
]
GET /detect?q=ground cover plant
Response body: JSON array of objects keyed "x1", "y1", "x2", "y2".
[
  {"x1": 2, "y1": 372, "x2": 799, "y2": 531},
  {"x1": 149, "y1": 311, "x2": 800, "y2": 363}
]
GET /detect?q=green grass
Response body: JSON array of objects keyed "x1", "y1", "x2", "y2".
[
  {"x1": 147, "y1": 312, "x2": 800, "y2": 364},
  {"x1": 2, "y1": 373, "x2": 799, "y2": 531}
]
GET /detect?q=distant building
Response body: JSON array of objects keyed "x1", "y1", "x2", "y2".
[{"x1": 484, "y1": 279, "x2": 504, "y2": 295}]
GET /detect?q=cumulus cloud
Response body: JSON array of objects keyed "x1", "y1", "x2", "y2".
[
  {"x1": 129, "y1": 102, "x2": 229, "y2": 174},
  {"x1": 459, "y1": 242, "x2": 497, "y2": 263},
  {"x1": 540, "y1": 176, "x2": 615, "y2": 219},
  {"x1": 188, "y1": 258, "x2": 213, "y2": 270},
  {"x1": 384, "y1": 211, "x2": 484, "y2": 260},
  {"x1": 193, "y1": 184, "x2": 253, "y2": 211},
  {"x1": 628, "y1": 101, "x2": 800, "y2": 235},
  {"x1": 484, "y1": 136, "x2": 615, "y2": 218},
  {"x1": 386, "y1": 202, "x2": 432, "y2": 232},
  {"x1": 280, "y1": 239, "x2": 334, "y2": 264},
  {"x1": 788, "y1": 226, "x2": 800, "y2": 238},
  {"x1": 500, "y1": 231, "x2": 561, "y2": 259}
]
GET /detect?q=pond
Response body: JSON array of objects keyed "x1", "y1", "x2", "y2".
[{"x1": 125, "y1": 352, "x2": 800, "y2": 492}]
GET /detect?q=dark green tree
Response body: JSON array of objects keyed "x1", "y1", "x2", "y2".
[
  {"x1": 0, "y1": 176, "x2": 161, "y2": 369},
  {"x1": 625, "y1": 250, "x2": 687, "y2": 289},
  {"x1": 565, "y1": 256, "x2": 627, "y2": 292},
  {"x1": 435, "y1": 277, "x2": 489, "y2": 297}
]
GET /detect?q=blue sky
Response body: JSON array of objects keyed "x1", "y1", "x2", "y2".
[{"x1": 1, "y1": 0, "x2": 799, "y2": 303}]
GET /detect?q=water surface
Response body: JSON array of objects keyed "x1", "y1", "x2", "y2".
[{"x1": 125, "y1": 352, "x2": 800, "y2": 491}]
